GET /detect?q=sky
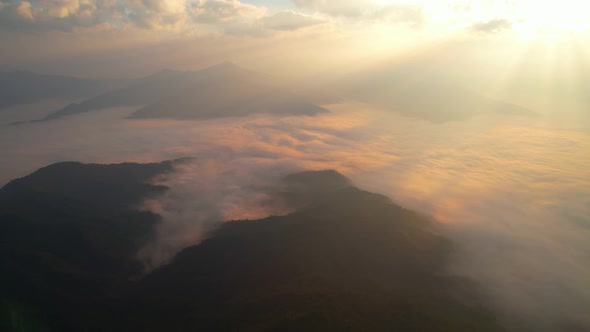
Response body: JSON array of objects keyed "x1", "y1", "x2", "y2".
[
  {"x1": 2, "y1": 0, "x2": 589, "y2": 122},
  {"x1": 2, "y1": 0, "x2": 590, "y2": 77}
]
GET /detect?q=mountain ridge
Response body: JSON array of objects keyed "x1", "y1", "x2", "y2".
[
  {"x1": 37, "y1": 62, "x2": 328, "y2": 122},
  {"x1": 0, "y1": 161, "x2": 501, "y2": 331},
  {"x1": 0, "y1": 71, "x2": 126, "y2": 110}
]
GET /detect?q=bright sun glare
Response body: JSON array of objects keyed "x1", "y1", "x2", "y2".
[
  {"x1": 517, "y1": 1, "x2": 590, "y2": 34},
  {"x1": 375, "y1": 0, "x2": 590, "y2": 35}
]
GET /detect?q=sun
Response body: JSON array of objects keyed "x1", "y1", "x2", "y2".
[{"x1": 513, "y1": 0, "x2": 590, "y2": 35}]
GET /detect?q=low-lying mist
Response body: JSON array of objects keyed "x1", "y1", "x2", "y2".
[{"x1": 1, "y1": 102, "x2": 589, "y2": 330}]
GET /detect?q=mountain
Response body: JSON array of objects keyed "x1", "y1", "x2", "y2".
[
  {"x1": 42, "y1": 62, "x2": 328, "y2": 121},
  {"x1": 1, "y1": 162, "x2": 501, "y2": 331},
  {"x1": 335, "y1": 60, "x2": 536, "y2": 123},
  {"x1": 0, "y1": 71, "x2": 125, "y2": 109},
  {"x1": 120, "y1": 171, "x2": 500, "y2": 331},
  {"x1": 0, "y1": 159, "x2": 186, "y2": 331},
  {"x1": 129, "y1": 62, "x2": 328, "y2": 120},
  {"x1": 41, "y1": 69, "x2": 200, "y2": 121}
]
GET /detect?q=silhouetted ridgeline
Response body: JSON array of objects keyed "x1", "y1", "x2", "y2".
[
  {"x1": 0, "y1": 160, "x2": 183, "y2": 331},
  {"x1": 0, "y1": 162, "x2": 501, "y2": 331},
  {"x1": 41, "y1": 62, "x2": 328, "y2": 122},
  {"x1": 0, "y1": 71, "x2": 125, "y2": 109},
  {"x1": 337, "y1": 60, "x2": 536, "y2": 122}
]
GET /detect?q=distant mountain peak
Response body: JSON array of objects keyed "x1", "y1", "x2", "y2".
[
  {"x1": 155, "y1": 68, "x2": 180, "y2": 74},
  {"x1": 283, "y1": 170, "x2": 351, "y2": 190},
  {"x1": 145, "y1": 68, "x2": 189, "y2": 80},
  {"x1": 201, "y1": 61, "x2": 254, "y2": 76},
  {"x1": 213, "y1": 60, "x2": 239, "y2": 68},
  {"x1": 142, "y1": 63, "x2": 249, "y2": 83},
  {"x1": 38, "y1": 62, "x2": 327, "y2": 122}
]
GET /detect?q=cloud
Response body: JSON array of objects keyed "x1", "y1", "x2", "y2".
[
  {"x1": 127, "y1": 0, "x2": 189, "y2": 29},
  {"x1": 370, "y1": 2, "x2": 424, "y2": 27},
  {"x1": 191, "y1": 4, "x2": 325, "y2": 36},
  {"x1": 189, "y1": 0, "x2": 266, "y2": 25},
  {"x1": 262, "y1": 10, "x2": 327, "y2": 31},
  {"x1": 0, "y1": 0, "x2": 270, "y2": 32},
  {"x1": 137, "y1": 155, "x2": 297, "y2": 269},
  {"x1": 0, "y1": 91, "x2": 589, "y2": 330},
  {"x1": 0, "y1": 0, "x2": 327, "y2": 38},
  {"x1": 0, "y1": 1, "x2": 36, "y2": 29},
  {"x1": 0, "y1": 0, "x2": 124, "y2": 31},
  {"x1": 447, "y1": 1, "x2": 473, "y2": 13},
  {"x1": 470, "y1": 18, "x2": 512, "y2": 34},
  {"x1": 292, "y1": 0, "x2": 372, "y2": 18},
  {"x1": 190, "y1": 4, "x2": 325, "y2": 36},
  {"x1": 292, "y1": 0, "x2": 424, "y2": 26}
]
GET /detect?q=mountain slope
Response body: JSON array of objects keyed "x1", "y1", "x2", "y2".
[
  {"x1": 0, "y1": 71, "x2": 123, "y2": 109},
  {"x1": 121, "y1": 170, "x2": 500, "y2": 331},
  {"x1": 129, "y1": 63, "x2": 328, "y2": 120},
  {"x1": 335, "y1": 60, "x2": 536, "y2": 123},
  {"x1": 42, "y1": 69, "x2": 199, "y2": 121},
  {"x1": 0, "y1": 160, "x2": 185, "y2": 331},
  {"x1": 42, "y1": 63, "x2": 328, "y2": 121},
  {"x1": 0, "y1": 164, "x2": 501, "y2": 331}
]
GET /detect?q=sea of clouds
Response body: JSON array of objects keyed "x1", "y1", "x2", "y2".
[{"x1": 1, "y1": 102, "x2": 589, "y2": 331}]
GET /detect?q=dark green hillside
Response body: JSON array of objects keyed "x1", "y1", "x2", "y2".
[
  {"x1": 0, "y1": 160, "x2": 181, "y2": 331},
  {"x1": 0, "y1": 164, "x2": 501, "y2": 331},
  {"x1": 121, "y1": 171, "x2": 500, "y2": 332}
]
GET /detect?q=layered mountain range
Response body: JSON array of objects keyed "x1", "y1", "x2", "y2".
[
  {"x1": 39, "y1": 62, "x2": 328, "y2": 122},
  {"x1": 2, "y1": 61, "x2": 535, "y2": 124},
  {"x1": 0, "y1": 160, "x2": 500, "y2": 331}
]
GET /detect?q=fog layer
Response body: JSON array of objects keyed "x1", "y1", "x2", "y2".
[{"x1": 1, "y1": 102, "x2": 588, "y2": 330}]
